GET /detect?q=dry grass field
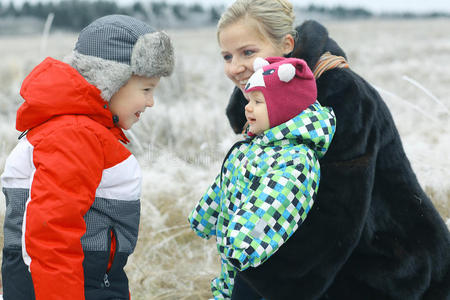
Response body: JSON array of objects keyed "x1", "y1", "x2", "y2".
[{"x1": 0, "y1": 18, "x2": 449, "y2": 299}]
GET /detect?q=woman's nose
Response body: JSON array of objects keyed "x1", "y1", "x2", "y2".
[{"x1": 230, "y1": 58, "x2": 245, "y2": 75}]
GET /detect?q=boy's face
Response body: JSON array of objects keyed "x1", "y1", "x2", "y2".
[
  {"x1": 109, "y1": 75, "x2": 160, "y2": 130},
  {"x1": 245, "y1": 90, "x2": 270, "y2": 136}
]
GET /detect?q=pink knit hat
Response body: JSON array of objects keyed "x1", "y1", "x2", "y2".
[{"x1": 244, "y1": 57, "x2": 317, "y2": 128}]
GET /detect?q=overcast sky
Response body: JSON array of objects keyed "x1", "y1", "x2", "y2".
[{"x1": 3, "y1": 0, "x2": 450, "y2": 14}]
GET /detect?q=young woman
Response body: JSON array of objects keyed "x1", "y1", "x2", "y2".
[{"x1": 216, "y1": 0, "x2": 450, "y2": 299}]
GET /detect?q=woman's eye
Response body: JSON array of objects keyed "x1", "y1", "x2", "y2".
[
  {"x1": 223, "y1": 54, "x2": 232, "y2": 61},
  {"x1": 244, "y1": 49, "x2": 254, "y2": 56}
]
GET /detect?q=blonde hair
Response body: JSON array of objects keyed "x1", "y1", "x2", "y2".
[{"x1": 217, "y1": 0, "x2": 296, "y2": 48}]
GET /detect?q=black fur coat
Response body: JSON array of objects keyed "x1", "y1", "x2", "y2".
[{"x1": 226, "y1": 20, "x2": 450, "y2": 300}]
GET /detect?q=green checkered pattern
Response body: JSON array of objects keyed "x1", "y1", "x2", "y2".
[{"x1": 189, "y1": 102, "x2": 336, "y2": 299}]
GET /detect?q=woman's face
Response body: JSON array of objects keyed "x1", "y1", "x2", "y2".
[{"x1": 219, "y1": 18, "x2": 294, "y2": 94}]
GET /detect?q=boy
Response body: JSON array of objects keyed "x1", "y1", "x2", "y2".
[
  {"x1": 188, "y1": 57, "x2": 336, "y2": 299},
  {"x1": 1, "y1": 15, "x2": 174, "y2": 299}
]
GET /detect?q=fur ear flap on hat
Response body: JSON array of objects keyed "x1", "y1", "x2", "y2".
[
  {"x1": 64, "y1": 15, "x2": 175, "y2": 102},
  {"x1": 131, "y1": 31, "x2": 174, "y2": 78},
  {"x1": 64, "y1": 51, "x2": 132, "y2": 101}
]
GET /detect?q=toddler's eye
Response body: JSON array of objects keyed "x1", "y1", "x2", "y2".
[{"x1": 263, "y1": 69, "x2": 275, "y2": 75}]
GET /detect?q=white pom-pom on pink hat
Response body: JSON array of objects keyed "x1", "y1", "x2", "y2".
[
  {"x1": 278, "y1": 63, "x2": 296, "y2": 82},
  {"x1": 253, "y1": 57, "x2": 269, "y2": 71}
]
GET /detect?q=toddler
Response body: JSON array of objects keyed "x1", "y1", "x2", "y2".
[{"x1": 189, "y1": 57, "x2": 336, "y2": 299}]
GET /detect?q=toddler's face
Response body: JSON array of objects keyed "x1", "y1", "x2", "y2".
[
  {"x1": 245, "y1": 90, "x2": 270, "y2": 135},
  {"x1": 109, "y1": 75, "x2": 160, "y2": 130}
]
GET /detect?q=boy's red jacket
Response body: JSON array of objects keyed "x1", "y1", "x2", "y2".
[{"x1": 1, "y1": 57, "x2": 141, "y2": 300}]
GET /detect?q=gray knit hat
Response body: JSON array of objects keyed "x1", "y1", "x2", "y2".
[{"x1": 65, "y1": 14, "x2": 174, "y2": 101}]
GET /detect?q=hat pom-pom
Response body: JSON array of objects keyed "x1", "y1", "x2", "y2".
[
  {"x1": 253, "y1": 57, "x2": 269, "y2": 71},
  {"x1": 278, "y1": 63, "x2": 296, "y2": 82}
]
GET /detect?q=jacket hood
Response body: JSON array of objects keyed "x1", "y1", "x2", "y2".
[
  {"x1": 252, "y1": 101, "x2": 336, "y2": 159},
  {"x1": 17, "y1": 57, "x2": 116, "y2": 133}
]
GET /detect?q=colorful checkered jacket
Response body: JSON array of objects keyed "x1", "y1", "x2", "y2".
[{"x1": 189, "y1": 101, "x2": 336, "y2": 299}]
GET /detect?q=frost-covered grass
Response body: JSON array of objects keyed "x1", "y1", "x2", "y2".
[{"x1": 0, "y1": 19, "x2": 449, "y2": 298}]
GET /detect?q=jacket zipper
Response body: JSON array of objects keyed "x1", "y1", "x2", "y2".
[
  {"x1": 103, "y1": 273, "x2": 111, "y2": 288},
  {"x1": 103, "y1": 227, "x2": 117, "y2": 289}
]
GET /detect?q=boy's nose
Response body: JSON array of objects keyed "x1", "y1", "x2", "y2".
[
  {"x1": 245, "y1": 103, "x2": 252, "y2": 112},
  {"x1": 146, "y1": 96, "x2": 154, "y2": 107}
]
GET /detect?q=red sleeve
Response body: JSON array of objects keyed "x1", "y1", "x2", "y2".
[{"x1": 24, "y1": 125, "x2": 104, "y2": 300}]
